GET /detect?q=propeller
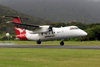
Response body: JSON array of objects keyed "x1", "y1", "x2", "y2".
[
  {"x1": 48, "y1": 26, "x2": 53, "y2": 31},
  {"x1": 48, "y1": 26, "x2": 53, "y2": 33}
]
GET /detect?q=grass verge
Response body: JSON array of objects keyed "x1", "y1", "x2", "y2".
[{"x1": 0, "y1": 48, "x2": 100, "y2": 67}]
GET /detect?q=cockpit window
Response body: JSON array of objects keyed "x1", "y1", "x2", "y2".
[{"x1": 70, "y1": 27, "x2": 79, "y2": 30}]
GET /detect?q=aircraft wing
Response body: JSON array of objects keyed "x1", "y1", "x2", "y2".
[
  {"x1": 13, "y1": 23, "x2": 40, "y2": 30},
  {"x1": 13, "y1": 23, "x2": 53, "y2": 33}
]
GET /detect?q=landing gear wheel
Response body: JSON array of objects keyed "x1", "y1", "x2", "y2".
[
  {"x1": 37, "y1": 39, "x2": 41, "y2": 44},
  {"x1": 60, "y1": 41, "x2": 64, "y2": 46}
]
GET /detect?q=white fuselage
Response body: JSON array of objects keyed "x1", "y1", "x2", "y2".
[{"x1": 25, "y1": 26, "x2": 87, "y2": 41}]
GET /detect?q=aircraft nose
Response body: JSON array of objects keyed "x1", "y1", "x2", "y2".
[{"x1": 82, "y1": 31, "x2": 88, "y2": 36}]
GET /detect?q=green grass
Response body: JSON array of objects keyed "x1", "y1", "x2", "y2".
[
  {"x1": 0, "y1": 41, "x2": 100, "y2": 45},
  {"x1": 0, "y1": 48, "x2": 100, "y2": 67}
]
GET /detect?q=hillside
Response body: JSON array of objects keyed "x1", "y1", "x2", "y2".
[
  {"x1": 0, "y1": 5, "x2": 48, "y2": 25},
  {"x1": 0, "y1": 5, "x2": 49, "y2": 34}
]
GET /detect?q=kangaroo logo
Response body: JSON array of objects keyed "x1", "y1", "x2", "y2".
[{"x1": 15, "y1": 28, "x2": 25, "y2": 34}]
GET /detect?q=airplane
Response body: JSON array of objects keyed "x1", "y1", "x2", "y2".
[{"x1": 4, "y1": 16, "x2": 87, "y2": 46}]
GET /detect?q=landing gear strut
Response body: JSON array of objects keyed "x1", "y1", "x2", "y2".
[
  {"x1": 60, "y1": 40, "x2": 64, "y2": 46},
  {"x1": 37, "y1": 39, "x2": 41, "y2": 44},
  {"x1": 80, "y1": 37, "x2": 82, "y2": 42}
]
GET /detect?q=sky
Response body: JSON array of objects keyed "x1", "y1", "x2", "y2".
[
  {"x1": 88, "y1": 0, "x2": 100, "y2": 2},
  {"x1": 0, "y1": 0, "x2": 100, "y2": 23}
]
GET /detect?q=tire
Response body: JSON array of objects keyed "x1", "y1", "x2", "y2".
[
  {"x1": 37, "y1": 40, "x2": 41, "y2": 44},
  {"x1": 60, "y1": 41, "x2": 64, "y2": 46}
]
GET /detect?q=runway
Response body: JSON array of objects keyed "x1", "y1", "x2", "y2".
[{"x1": 0, "y1": 45, "x2": 100, "y2": 49}]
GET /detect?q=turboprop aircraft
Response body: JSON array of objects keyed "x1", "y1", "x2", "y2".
[{"x1": 4, "y1": 16, "x2": 87, "y2": 46}]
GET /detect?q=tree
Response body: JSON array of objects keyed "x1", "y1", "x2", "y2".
[
  {"x1": 45, "y1": 22, "x2": 67, "y2": 27},
  {"x1": 85, "y1": 25, "x2": 100, "y2": 40},
  {"x1": 66, "y1": 21, "x2": 87, "y2": 30}
]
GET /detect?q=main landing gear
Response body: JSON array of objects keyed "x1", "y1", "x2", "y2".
[
  {"x1": 37, "y1": 39, "x2": 41, "y2": 44},
  {"x1": 60, "y1": 40, "x2": 64, "y2": 46},
  {"x1": 37, "y1": 39, "x2": 64, "y2": 46}
]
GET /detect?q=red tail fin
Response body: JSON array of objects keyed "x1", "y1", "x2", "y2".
[
  {"x1": 4, "y1": 16, "x2": 21, "y2": 23},
  {"x1": 8, "y1": 16, "x2": 26, "y2": 35},
  {"x1": 12, "y1": 16, "x2": 21, "y2": 23},
  {"x1": 5, "y1": 16, "x2": 26, "y2": 35},
  {"x1": 4, "y1": 16, "x2": 27, "y2": 40},
  {"x1": 12, "y1": 17, "x2": 26, "y2": 35}
]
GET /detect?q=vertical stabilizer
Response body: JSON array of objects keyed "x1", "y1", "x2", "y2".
[{"x1": 4, "y1": 16, "x2": 27, "y2": 40}]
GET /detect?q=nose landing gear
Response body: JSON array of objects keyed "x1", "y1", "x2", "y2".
[{"x1": 80, "y1": 37, "x2": 83, "y2": 42}]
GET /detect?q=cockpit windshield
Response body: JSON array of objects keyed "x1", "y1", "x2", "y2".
[{"x1": 70, "y1": 26, "x2": 79, "y2": 30}]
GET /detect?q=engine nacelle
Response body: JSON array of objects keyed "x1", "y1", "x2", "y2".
[{"x1": 33, "y1": 25, "x2": 51, "y2": 33}]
